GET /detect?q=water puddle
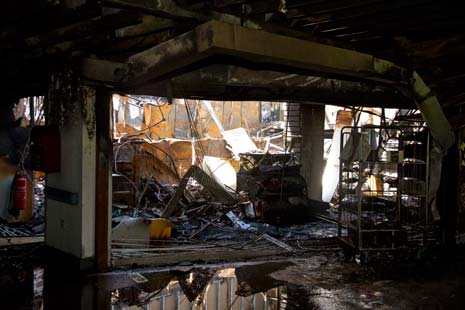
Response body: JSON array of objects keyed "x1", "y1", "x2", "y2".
[{"x1": 110, "y1": 261, "x2": 297, "y2": 309}]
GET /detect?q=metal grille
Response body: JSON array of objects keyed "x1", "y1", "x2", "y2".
[
  {"x1": 284, "y1": 102, "x2": 302, "y2": 161},
  {"x1": 0, "y1": 224, "x2": 33, "y2": 237},
  {"x1": 337, "y1": 125, "x2": 430, "y2": 251}
]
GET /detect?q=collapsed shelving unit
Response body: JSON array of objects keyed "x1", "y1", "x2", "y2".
[{"x1": 338, "y1": 125, "x2": 431, "y2": 252}]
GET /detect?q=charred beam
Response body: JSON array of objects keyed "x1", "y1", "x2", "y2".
[
  {"x1": 125, "y1": 20, "x2": 408, "y2": 88},
  {"x1": 101, "y1": 0, "x2": 202, "y2": 20},
  {"x1": 131, "y1": 65, "x2": 412, "y2": 108}
]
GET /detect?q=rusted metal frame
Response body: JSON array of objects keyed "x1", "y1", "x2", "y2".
[{"x1": 95, "y1": 87, "x2": 113, "y2": 271}]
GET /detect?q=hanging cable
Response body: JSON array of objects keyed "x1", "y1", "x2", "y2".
[
  {"x1": 183, "y1": 99, "x2": 208, "y2": 161},
  {"x1": 120, "y1": 97, "x2": 167, "y2": 138}
]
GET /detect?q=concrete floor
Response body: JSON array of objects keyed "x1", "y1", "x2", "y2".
[{"x1": 1, "y1": 244, "x2": 465, "y2": 309}]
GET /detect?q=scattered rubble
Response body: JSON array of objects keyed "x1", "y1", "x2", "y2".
[
  {"x1": 111, "y1": 126, "x2": 335, "y2": 266},
  {"x1": 109, "y1": 97, "x2": 340, "y2": 267}
]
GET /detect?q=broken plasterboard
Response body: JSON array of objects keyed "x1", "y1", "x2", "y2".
[{"x1": 223, "y1": 128, "x2": 259, "y2": 157}]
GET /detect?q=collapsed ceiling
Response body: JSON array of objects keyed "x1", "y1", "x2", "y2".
[{"x1": 1, "y1": 0, "x2": 464, "y2": 113}]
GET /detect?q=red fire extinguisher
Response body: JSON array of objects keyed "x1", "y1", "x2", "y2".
[{"x1": 14, "y1": 176, "x2": 27, "y2": 210}]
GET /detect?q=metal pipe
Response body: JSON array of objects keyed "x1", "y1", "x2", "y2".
[{"x1": 411, "y1": 71, "x2": 455, "y2": 151}]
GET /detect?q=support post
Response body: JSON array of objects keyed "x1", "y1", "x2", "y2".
[
  {"x1": 300, "y1": 104, "x2": 325, "y2": 200},
  {"x1": 29, "y1": 96, "x2": 35, "y2": 126},
  {"x1": 45, "y1": 81, "x2": 96, "y2": 268},
  {"x1": 95, "y1": 88, "x2": 112, "y2": 271},
  {"x1": 438, "y1": 143, "x2": 459, "y2": 248}
]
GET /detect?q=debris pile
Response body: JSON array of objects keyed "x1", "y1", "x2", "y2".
[{"x1": 111, "y1": 131, "x2": 336, "y2": 266}]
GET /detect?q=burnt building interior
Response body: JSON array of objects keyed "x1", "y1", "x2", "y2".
[{"x1": 1, "y1": 0, "x2": 465, "y2": 309}]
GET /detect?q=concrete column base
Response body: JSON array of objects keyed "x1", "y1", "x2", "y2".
[{"x1": 300, "y1": 104, "x2": 325, "y2": 200}]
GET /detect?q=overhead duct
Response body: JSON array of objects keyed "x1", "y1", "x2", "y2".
[
  {"x1": 411, "y1": 71, "x2": 455, "y2": 151},
  {"x1": 410, "y1": 71, "x2": 455, "y2": 221}
]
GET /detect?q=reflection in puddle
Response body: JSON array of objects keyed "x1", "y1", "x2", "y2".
[
  {"x1": 111, "y1": 262, "x2": 293, "y2": 309},
  {"x1": 1, "y1": 259, "x2": 317, "y2": 310}
]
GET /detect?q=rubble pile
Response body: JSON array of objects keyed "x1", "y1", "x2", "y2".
[{"x1": 111, "y1": 139, "x2": 336, "y2": 250}]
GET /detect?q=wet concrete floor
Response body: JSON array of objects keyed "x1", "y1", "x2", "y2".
[{"x1": 1, "y1": 245, "x2": 465, "y2": 309}]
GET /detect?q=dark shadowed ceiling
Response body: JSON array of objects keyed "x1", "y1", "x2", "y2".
[{"x1": 1, "y1": 0, "x2": 464, "y2": 113}]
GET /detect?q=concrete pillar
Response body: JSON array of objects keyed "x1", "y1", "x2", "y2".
[
  {"x1": 95, "y1": 88, "x2": 113, "y2": 271},
  {"x1": 300, "y1": 104, "x2": 325, "y2": 200},
  {"x1": 45, "y1": 79, "x2": 97, "y2": 264}
]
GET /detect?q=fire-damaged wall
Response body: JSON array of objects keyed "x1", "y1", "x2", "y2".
[
  {"x1": 112, "y1": 95, "x2": 282, "y2": 139},
  {"x1": 113, "y1": 96, "x2": 286, "y2": 175},
  {"x1": 112, "y1": 96, "x2": 288, "y2": 208}
]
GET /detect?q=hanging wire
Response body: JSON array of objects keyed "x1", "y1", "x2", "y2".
[
  {"x1": 279, "y1": 102, "x2": 292, "y2": 201},
  {"x1": 119, "y1": 97, "x2": 167, "y2": 138},
  {"x1": 120, "y1": 94, "x2": 169, "y2": 108},
  {"x1": 17, "y1": 136, "x2": 34, "y2": 185},
  {"x1": 183, "y1": 99, "x2": 208, "y2": 161},
  {"x1": 122, "y1": 118, "x2": 166, "y2": 137}
]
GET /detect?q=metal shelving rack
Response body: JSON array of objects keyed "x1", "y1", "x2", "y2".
[{"x1": 337, "y1": 125, "x2": 430, "y2": 252}]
